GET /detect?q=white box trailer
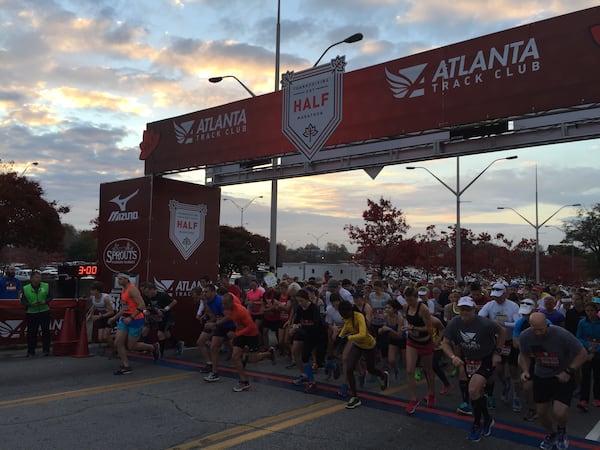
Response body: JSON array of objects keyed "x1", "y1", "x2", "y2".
[{"x1": 278, "y1": 262, "x2": 367, "y2": 283}]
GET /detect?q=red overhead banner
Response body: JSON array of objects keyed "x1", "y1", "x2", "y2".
[{"x1": 142, "y1": 6, "x2": 600, "y2": 174}]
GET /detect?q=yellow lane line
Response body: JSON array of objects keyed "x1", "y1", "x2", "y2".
[
  {"x1": 168, "y1": 399, "x2": 339, "y2": 450},
  {"x1": 201, "y1": 403, "x2": 346, "y2": 450},
  {"x1": 0, "y1": 372, "x2": 193, "y2": 408}
]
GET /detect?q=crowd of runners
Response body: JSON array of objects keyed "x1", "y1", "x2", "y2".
[{"x1": 80, "y1": 269, "x2": 600, "y2": 449}]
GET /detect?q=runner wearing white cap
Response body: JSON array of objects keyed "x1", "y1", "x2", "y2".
[
  {"x1": 443, "y1": 296, "x2": 506, "y2": 442},
  {"x1": 478, "y1": 282, "x2": 521, "y2": 412}
]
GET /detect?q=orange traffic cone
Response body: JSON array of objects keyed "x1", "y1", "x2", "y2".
[
  {"x1": 53, "y1": 308, "x2": 78, "y2": 356},
  {"x1": 72, "y1": 318, "x2": 93, "y2": 358}
]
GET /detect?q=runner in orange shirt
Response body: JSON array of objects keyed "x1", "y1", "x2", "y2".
[{"x1": 222, "y1": 293, "x2": 276, "y2": 392}]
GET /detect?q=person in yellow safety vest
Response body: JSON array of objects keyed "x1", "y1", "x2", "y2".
[{"x1": 20, "y1": 270, "x2": 53, "y2": 357}]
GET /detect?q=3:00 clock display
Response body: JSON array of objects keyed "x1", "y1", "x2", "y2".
[{"x1": 77, "y1": 265, "x2": 98, "y2": 276}]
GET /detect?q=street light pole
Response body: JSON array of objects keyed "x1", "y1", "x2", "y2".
[
  {"x1": 270, "y1": 27, "x2": 362, "y2": 270},
  {"x1": 224, "y1": 196, "x2": 263, "y2": 228},
  {"x1": 313, "y1": 33, "x2": 363, "y2": 67},
  {"x1": 308, "y1": 232, "x2": 328, "y2": 249},
  {"x1": 407, "y1": 155, "x2": 517, "y2": 280},
  {"x1": 20, "y1": 161, "x2": 39, "y2": 176},
  {"x1": 208, "y1": 75, "x2": 257, "y2": 97},
  {"x1": 210, "y1": 21, "x2": 362, "y2": 271},
  {"x1": 497, "y1": 165, "x2": 580, "y2": 283}
]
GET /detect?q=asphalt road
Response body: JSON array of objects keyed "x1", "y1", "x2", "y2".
[{"x1": 1, "y1": 345, "x2": 599, "y2": 450}]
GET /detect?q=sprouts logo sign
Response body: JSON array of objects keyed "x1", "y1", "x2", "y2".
[
  {"x1": 103, "y1": 238, "x2": 141, "y2": 273},
  {"x1": 173, "y1": 109, "x2": 247, "y2": 144},
  {"x1": 386, "y1": 37, "x2": 540, "y2": 98}
]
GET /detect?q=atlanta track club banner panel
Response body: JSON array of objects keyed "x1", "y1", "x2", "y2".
[{"x1": 141, "y1": 6, "x2": 600, "y2": 174}]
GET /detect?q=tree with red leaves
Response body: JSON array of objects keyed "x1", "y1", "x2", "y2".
[
  {"x1": 0, "y1": 169, "x2": 69, "y2": 260},
  {"x1": 344, "y1": 197, "x2": 409, "y2": 278}
]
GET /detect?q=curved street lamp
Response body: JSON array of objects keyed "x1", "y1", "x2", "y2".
[
  {"x1": 313, "y1": 33, "x2": 363, "y2": 67},
  {"x1": 224, "y1": 195, "x2": 263, "y2": 228},
  {"x1": 497, "y1": 201, "x2": 580, "y2": 282},
  {"x1": 208, "y1": 75, "x2": 256, "y2": 97},
  {"x1": 20, "y1": 161, "x2": 39, "y2": 176},
  {"x1": 308, "y1": 232, "x2": 328, "y2": 249},
  {"x1": 209, "y1": 23, "x2": 363, "y2": 270},
  {"x1": 407, "y1": 155, "x2": 517, "y2": 280},
  {"x1": 497, "y1": 163, "x2": 580, "y2": 282}
]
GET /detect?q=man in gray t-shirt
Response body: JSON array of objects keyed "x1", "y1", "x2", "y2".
[
  {"x1": 442, "y1": 296, "x2": 505, "y2": 442},
  {"x1": 518, "y1": 312, "x2": 588, "y2": 450}
]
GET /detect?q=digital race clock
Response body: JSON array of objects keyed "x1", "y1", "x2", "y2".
[{"x1": 76, "y1": 264, "x2": 98, "y2": 276}]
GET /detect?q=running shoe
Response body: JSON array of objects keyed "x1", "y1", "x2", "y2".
[
  {"x1": 482, "y1": 417, "x2": 494, "y2": 437},
  {"x1": 467, "y1": 424, "x2": 482, "y2": 442},
  {"x1": 176, "y1": 340, "x2": 185, "y2": 355},
  {"x1": 424, "y1": 394, "x2": 436, "y2": 408},
  {"x1": 346, "y1": 396, "x2": 361, "y2": 409},
  {"x1": 406, "y1": 398, "x2": 419, "y2": 415},
  {"x1": 594, "y1": 399, "x2": 600, "y2": 407},
  {"x1": 457, "y1": 402, "x2": 473, "y2": 416},
  {"x1": 152, "y1": 343, "x2": 160, "y2": 361},
  {"x1": 539, "y1": 433, "x2": 557, "y2": 450},
  {"x1": 486, "y1": 395, "x2": 496, "y2": 410},
  {"x1": 380, "y1": 371, "x2": 390, "y2": 391},
  {"x1": 440, "y1": 384, "x2": 452, "y2": 396},
  {"x1": 523, "y1": 409, "x2": 538, "y2": 422},
  {"x1": 577, "y1": 399, "x2": 589, "y2": 412},
  {"x1": 512, "y1": 397, "x2": 522, "y2": 413},
  {"x1": 304, "y1": 382, "x2": 318, "y2": 394},
  {"x1": 268, "y1": 346, "x2": 277, "y2": 365},
  {"x1": 204, "y1": 371, "x2": 220, "y2": 382},
  {"x1": 114, "y1": 366, "x2": 133, "y2": 375},
  {"x1": 414, "y1": 369, "x2": 423, "y2": 381},
  {"x1": 293, "y1": 374, "x2": 308, "y2": 385},
  {"x1": 232, "y1": 381, "x2": 250, "y2": 392},
  {"x1": 555, "y1": 431, "x2": 568, "y2": 450},
  {"x1": 501, "y1": 382, "x2": 511, "y2": 402},
  {"x1": 285, "y1": 361, "x2": 297, "y2": 369},
  {"x1": 200, "y1": 363, "x2": 213, "y2": 374}
]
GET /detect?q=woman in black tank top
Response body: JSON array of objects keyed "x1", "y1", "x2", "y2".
[
  {"x1": 406, "y1": 302, "x2": 432, "y2": 344},
  {"x1": 402, "y1": 286, "x2": 436, "y2": 415}
]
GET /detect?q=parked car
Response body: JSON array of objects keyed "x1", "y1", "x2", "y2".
[{"x1": 15, "y1": 269, "x2": 32, "y2": 281}]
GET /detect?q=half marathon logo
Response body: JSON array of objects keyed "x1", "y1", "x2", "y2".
[{"x1": 169, "y1": 200, "x2": 207, "y2": 260}]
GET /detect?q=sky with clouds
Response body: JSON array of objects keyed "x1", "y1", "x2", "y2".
[{"x1": 1, "y1": 0, "x2": 598, "y2": 254}]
